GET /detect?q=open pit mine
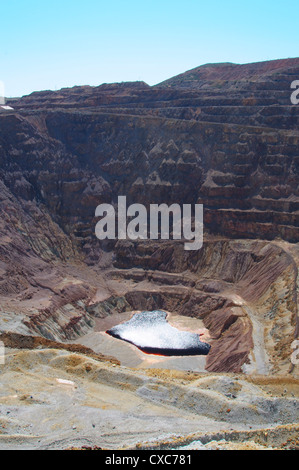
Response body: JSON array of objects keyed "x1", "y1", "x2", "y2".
[{"x1": 0, "y1": 58, "x2": 298, "y2": 450}]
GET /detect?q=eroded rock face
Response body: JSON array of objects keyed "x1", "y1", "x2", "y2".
[
  {"x1": 109, "y1": 239, "x2": 298, "y2": 375},
  {"x1": 2, "y1": 60, "x2": 299, "y2": 250},
  {"x1": 0, "y1": 58, "x2": 298, "y2": 375}
]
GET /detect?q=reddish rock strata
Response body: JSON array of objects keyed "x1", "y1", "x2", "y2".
[{"x1": 0, "y1": 58, "x2": 298, "y2": 374}]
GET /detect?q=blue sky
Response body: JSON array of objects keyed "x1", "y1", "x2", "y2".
[{"x1": 1, "y1": 0, "x2": 298, "y2": 97}]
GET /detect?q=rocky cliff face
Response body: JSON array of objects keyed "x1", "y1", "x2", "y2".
[
  {"x1": 5, "y1": 59, "x2": 299, "y2": 246},
  {"x1": 0, "y1": 58, "x2": 298, "y2": 375}
]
